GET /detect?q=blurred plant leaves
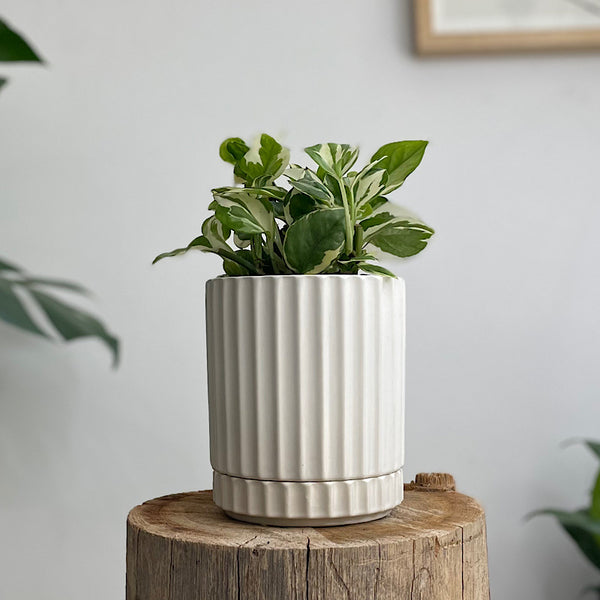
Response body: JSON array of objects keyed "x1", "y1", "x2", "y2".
[
  {"x1": 0, "y1": 260, "x2": 119, "y2": 366},
  {"x1": 0, "y1": 18, "x2": 43, "y2": 63}
]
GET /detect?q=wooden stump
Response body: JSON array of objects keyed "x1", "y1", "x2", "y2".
[{"x1": 127, "y1": 473, "x2": 490, "y2": 600}]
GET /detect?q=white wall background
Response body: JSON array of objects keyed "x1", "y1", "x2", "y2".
[{"x1": 2, "y1": 1, "x2": 600, "y2": 598}]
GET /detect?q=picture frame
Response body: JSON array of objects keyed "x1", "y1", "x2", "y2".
[{"x1": 414, "y1": 0, "x2": 600, "y2": 55}]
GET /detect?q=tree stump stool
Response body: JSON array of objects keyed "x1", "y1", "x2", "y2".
[{"x1": 127, "y1": 473, "x2": 490, "y2": 599}]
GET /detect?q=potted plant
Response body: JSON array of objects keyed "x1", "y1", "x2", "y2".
[
  {"x1": 154, "y1": 134, "x2": 434, "y2": 525},
  {"x1": 531, "y1": 440, "x2": 600, "y2": 598}
]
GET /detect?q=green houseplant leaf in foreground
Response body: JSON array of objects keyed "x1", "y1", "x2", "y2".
[
  {"x1": 530, "y1": 440, "x2": 600, "y2": 597},
  {"x1": 154, "y1": 134, "x2": 434, "y2": 276},
  {"x1": 0, "y1": 260, "x2": 119, "y2": 365},
  {"x1": 0, "y1": 17, "x2": 43, "y2": 63},
  {"x1": 0, "y1": 18, "x2": 118, "y2": 366}
]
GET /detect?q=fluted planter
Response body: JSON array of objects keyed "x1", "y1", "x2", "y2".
[{"x1": 205, "y1": 274, "x2": 405, "y2": 526}]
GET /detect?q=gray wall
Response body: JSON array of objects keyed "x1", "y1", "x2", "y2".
[{"x1": 2, "y1": 1, "x2": 600, "y2": 598}]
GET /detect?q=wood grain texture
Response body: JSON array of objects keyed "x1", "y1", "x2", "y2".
[
  {"x1": 414, "y1": 0, "x2": 600, "y2": 55},
  {"x1": 127, "y1": 475, "x2": 490, "y2": 599}
]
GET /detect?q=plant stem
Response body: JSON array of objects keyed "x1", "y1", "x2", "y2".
[
  {"x1": 267, "y1": 236, "x2": 280, "y2": 274},
  {"x1": 338, "y1": 177, "x2": 354, "y2": 254},
  {"x1": 354, "y1": 224, "x2": 364, "y2": 255},
  {"x1": 216, "y1": 249, "x2": 258, "y2": 274}
]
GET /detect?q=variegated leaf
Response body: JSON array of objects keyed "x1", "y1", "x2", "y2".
[
  {"x1": 283, "y1": 208, "x2": 346, "y2": 274},
  {"x1": 361, "y1": 202, "x2": 434, "y2": 258},
  {"x1": 352, "y1": 162, "x2": 388, "y2": 209},
  {"x1": 212, "y1": 185, "x2": 287, "y2": 200},
  {"x1": 304, "y1": 143, "x2": 359, "y2": 177},
  {"x1": 361, "y1": 203, "x2": 433, "y2": 241},
  {"x1": 283, "y1": 189, "x2": 320, "y2": 224},
  {"x1": 202, "y1": 215, "x2": 232, "y2": 251},
  {"x1": 284, "y1": 164, "x2": 306, "y2": 180},
  {"x1": 210, "y1": 189, "x2": 276, "y2": 237},
  {"x1": 234, "y1": 133, "x2": 290, "y2": 186},
  {"x1": 357, "y1": 263, "x2": 396, "y2": 277},
  {"x1": 233, "y1": 233, "x2": 252, "y2": 249},
  {"x1": 285, "y1": 168, "x2": 335, "y2": 206},
  {"x1": 152, "y1": 216, "x2": 231, "y2": 264}
]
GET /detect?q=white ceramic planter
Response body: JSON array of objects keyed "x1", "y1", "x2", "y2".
[{"x1": 205, "y1": 274, "x2": 405, "y2": 526}]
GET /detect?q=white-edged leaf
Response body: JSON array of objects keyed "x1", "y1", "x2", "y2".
[
  {"x1": 283, "y1": 189, "x2": 320, "y2": 224},
  {"x1": 285, "y1": 168, "x2": 335, "y2": 205},
  {"x1": 234, "y1": 134, "x2": 290, "y2": 186},
  {"x1": 352, "y1": 161, "x2": 387, "y2": 209},
  {"x1": 210, "y1": 189, "x2": 276, "y2": 237},
  {"x1": 304, "y1": 143, "x2": 359, "y2": 177},
  {"x1": 284, "y1": 164, "x2": 306, "y2": 180},
  {"x1": 361, "y1": 203, "x2": 433, "y2": 240},
  {"x1": 213, "y1": 185, "x2": 287, "y2": 200},
  {"x1": 357, "y1": 263, "x2": 396, "y2": 278},
  {"x1": 361, "y1": 202, "x2": 434, "y2": 258},
  {"x1": 152, "y1": 217, "x2": 231, "y2": 264},
  {"x1": 202, "y1": 216, "x2": 231, "y2": 251},
  {"x1": 233, "y1": 233, "x2": 252, "y2": 249},
  {"x1": 283, "y1": 208, "x2": 346, "y2": 274}
]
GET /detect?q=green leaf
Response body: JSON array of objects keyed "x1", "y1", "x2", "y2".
[
  {"x1": 361, "y1": 203, "x2": 434, "y2": 258},
  {"x1": 286, "y1": 169, "x2": 334, "y2": 205},
  {"x1": 213, "y1": 185, "x2": 287, "y2": 200},
  {"x1": 584, "y1": 441, "x2": 600, "y2": 461},
  {"x1": 0, "y1": 279, "x2": 48, "y2": 336},
  {"x1": 20, "y1": 277, "x2": 89, "y2": 294},
  {"x1": 214, "y1": 204, "x2": 264, "y2": 235},
  {"x1": 371, "y1": 141, "x2": 428, "y2": 194},
  {"x1": 219, "y1": 137, "x2": 249, "y2": 165},
  {"x1": 210, "y1": 189, "x2": 275, "y2": 237},
  {"x1": 234, "y1": 134, "x2": 290, "y2": 187},
  {"x1": 362, "y1": 205, "x2": 433, "y2": 236},
  {"x1": 352, "y1": 162, "x2": 387, "y2": 209},
  {"x1": 153, "y1": 235, "x2": 209, "y2": 264},
  {"x1": 0, "y1": 18, "x2": 44, "y2": 62},
  {"x1": 283, "y1": 208, "x2": 346, "y2": 274},
  {"x1": 338, "y1": 254, "x2": 377, "y2": 264},
  {"x1": 0, "y1": 257, "x2": 22, "y2": 272},
  {"x1": 358, "y1": 195, "x2": 388, "y2": 218},
  {"x1": 368, "y1": 224, "x2": 433, "y2": 258},
  {"x1": 153, "y1": 217, "x2": 231, "y2": 264},
  {"x1": 223, "y1": 250, "x2": 253, "y2": 276},
  {"x1": 30, "y1": 289, "x2": 119, "y2": 366},
  {"x1": 233, "y1": 232, "x2": 252, "y2": 249},
  {"x1": 531, "y1": 509, "x2": 600, "y2": 570},
  {"x1": 0, "y1": 77, "x2": 6, "y2": 90},
  {"x1": 370, "y1": 197, "x2": 389, "y2": 211},
  {"x1": 592, "y1": 470, "x2": 600, "y2": 521},
  {"x1": 304, "y1": 143, "x2": 359, "y2": 177},
  {"x1": 357, "y1": 263, "x2": 396, "y2": 278},
  {"x1": 283, "y1": 190, "x2": 320, "y2": 223}
]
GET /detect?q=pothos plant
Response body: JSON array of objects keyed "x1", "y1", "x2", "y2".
[
  {"x1": 530, "y1": 440, "x2": 600, "y2": 598},
  {"x1": 154, "y1": 134, "x2": 434, "y2": 276}
]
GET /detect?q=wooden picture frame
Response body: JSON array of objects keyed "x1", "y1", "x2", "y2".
[{"x1": 414, "y1": 0, "x2": 600, "y2": 55}]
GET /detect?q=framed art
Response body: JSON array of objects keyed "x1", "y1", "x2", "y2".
[{"x1": 414, "y1": 0, "x2": 600, "y2": 54}]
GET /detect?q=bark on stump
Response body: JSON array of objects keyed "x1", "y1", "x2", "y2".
[{"x1": 127, "y1": 473, "x2": 490, "y2": 600}]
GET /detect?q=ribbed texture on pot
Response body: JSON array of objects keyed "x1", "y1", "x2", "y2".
[
  {"x1": 213, "y1": 470, "x2": 403, "y2": 522},
  {"x1": 205, "y1": 274, "x2": 405, "y2": 482}
]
